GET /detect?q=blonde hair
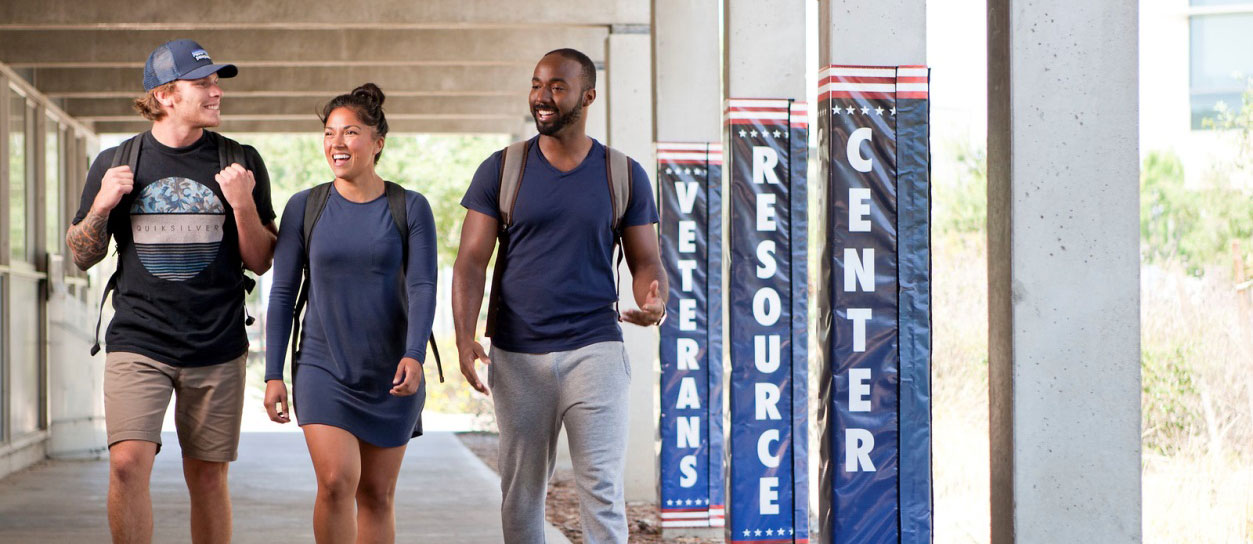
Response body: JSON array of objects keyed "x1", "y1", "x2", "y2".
[{"x1": 131, "y1": 82, "x2": 179, "y2": 121}]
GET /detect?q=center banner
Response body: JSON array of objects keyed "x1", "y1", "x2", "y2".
[
  {"x1": 816, "y1": 65, "x2": 933, "y2": 544},
  {"x1": 724, "y1": 98, "x2": 808, "y2": 544}
]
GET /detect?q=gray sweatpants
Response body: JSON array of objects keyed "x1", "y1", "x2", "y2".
[{"x1": 489, "y1": 341, "x2": 631, "y2": 544}]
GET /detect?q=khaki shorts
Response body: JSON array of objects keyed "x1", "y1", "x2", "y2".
[{"x1": 104, "y1": 351, "x2": 246, "y2": 462}]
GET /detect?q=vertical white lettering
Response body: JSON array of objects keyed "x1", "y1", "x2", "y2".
[
  {"x1": 677, "y1": 338, "x2": 700, "y2": 370},
  {"x1": 677, "y1": 377, "x2": 701, "y2": 409},
  {"x1": 847, "y1": 308, "x2": 872, "y2": 352},
  {"x1": 756, "y1": 193, "x2": 778, "y2": 232},
  {"x1": 844, "y1": 248, "x2": 875, "y2": 292},
  {"x1": 846, "y1": 127, "x2": 873, "y2": 173},
  {"x1": 753, "y1": 288, "x2": 781, "y2": 326},
  {"x1": 850, "y1": 368, "x2": 872, "y2": 412},
  {"x1": 679, "y1": 299, "x2": 697, "y2": 331},
  {"x1": 676, "y1": 181, "x2": 700, "y2": 213},
  {"x1": 756, "y1": 240, "x2": 777, "y2": 279},
  {"x1": 752, "y1": 146, "x2": 781, "y2": 185},
  {"x1": 845, "y1": 428, "x2": 876, "y2": 472},
  {"x1": 678, "y1": 416, "x2": 700, "y2": 448},
  {"x1": 757, "y1": 429, "x2": 781, "y2": 468},
  {"x1": 754, "y1": 334, "x2": 780, "y2": 373},
  {"x1": 678, "y1": 260, "x2": 697, "y2": 292},
  {"x1": 755, "y1": 383, "x2": 782, "y2": 420},
  {"x1": 759, "y1": 478, "x2": 780, "y2": 515},
  {"x1": 850, "y1": 188, "x2": 872, "y2": 232},
  {"x1": 679, "y1": 220, "x2": 697, "y2": 253},
  {"x1": 679, "y1": 455, "x2": 698, "y2": 488}
]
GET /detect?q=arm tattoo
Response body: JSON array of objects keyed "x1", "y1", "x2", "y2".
[{"x1": 66, "y1": 210, "x2": 111, "y2": 270}]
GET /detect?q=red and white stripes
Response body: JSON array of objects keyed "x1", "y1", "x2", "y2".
[
  {"x1": 818, "y1": 65, "x2": 929, "y2": 101},
  {"x1": 660, "y1": 505, "x2": 726, "y2": 528},
  {"x1": 656, "y1": 142, "x2": 723, "y2": 165},
  {"x1": 724, "y1": 99, "x2": 808, "y2": 127}
]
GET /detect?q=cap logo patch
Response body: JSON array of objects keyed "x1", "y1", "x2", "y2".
[{"x1": 191, "y1": 49, "x2": 211, "y2": 62}]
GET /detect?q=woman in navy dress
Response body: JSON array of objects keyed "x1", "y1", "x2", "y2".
[{"x1": 263, "y1": 83, "x2": 436, "y2": 543}]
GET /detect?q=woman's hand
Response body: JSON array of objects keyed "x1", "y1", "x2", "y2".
[
  {"x1": 390, "y1": 357, "x2": 424, "y2": 397},
  {"x1": 264, "y1": 379, "x2": 291, "y2": 423}
]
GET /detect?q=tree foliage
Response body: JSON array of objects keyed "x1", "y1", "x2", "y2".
[{"x1": 243, "y1": 133, "x2": 509, "y2": 266}]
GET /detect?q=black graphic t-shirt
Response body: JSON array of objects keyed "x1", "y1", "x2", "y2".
[{"x1": 73, "y1": 131, "x2": 276, "y2": 367}]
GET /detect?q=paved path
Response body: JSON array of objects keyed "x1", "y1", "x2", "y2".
[{"x1": 0, "y1": 431, "x2": 570, "y2": 543}]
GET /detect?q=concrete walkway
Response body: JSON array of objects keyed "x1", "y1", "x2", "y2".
[{"x1": 0, "y1": 431, "x2": 570, "y2": 543}]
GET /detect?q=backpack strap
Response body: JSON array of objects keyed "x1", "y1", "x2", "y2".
[
  {"x1": 92, "y1": 134, "x2": 143, "y2": 356},
  {"x1": 208, "y1": 130, "x2": 247, "y2": 171},
  {"x1": 497, "y1": 140, "x2": 531, "y2": 229},
  {"x1": 605, "y1": 145, "x2": 632, "y2": 232},
  {"x1": 604, "y1": 145, "x2": 633, "y2": 319},
  {"x1": 290, "y1": 183, "x2": 333, "y2": 369},
  {"x1": 486, "y1": 140, "x2": 529, "y2": 337},
  {"x1": 384, "y1": 181, "x2": 445, "y2": 383}
]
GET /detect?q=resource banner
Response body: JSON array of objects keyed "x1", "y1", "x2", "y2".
[
  {"x1": 724, "y1": 98, "x2": 809, "y2": 544},
  {"x1": 658, "y1": 142, "x2": 726, "y2": 529},
  {"x1": 816, "y1": 65, "x2": 933, "y2": 543}
]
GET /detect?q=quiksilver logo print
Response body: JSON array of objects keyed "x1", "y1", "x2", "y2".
[{"x1": 130, "y1": 177, "x2": 225, "y2": 281}]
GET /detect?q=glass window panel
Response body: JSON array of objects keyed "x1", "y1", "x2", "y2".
[
  {"x1": 46, "y1": 118, "x2": 61, "y2": 255},
  {"x1": 1190, "y1": 13, "x2": 1253, "y2": 128},
  {"x1": 8, "y1": 276, "x2": 40, "y2": 436},
  {"x1": 9, "y1": 87, "x2": 27, "y2": 263}
]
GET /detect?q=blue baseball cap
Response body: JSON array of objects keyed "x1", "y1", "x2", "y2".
[{"x1": 143, "y1": 39, "x2": 237, "y2": 91}]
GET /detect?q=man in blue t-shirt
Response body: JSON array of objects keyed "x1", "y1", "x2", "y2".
[
  {"x1": 65, "y1": 40, "x2": 276, "y2": 543},
  {"x1": 454, "y1": 48, "x2": 667, "y2": 544}
]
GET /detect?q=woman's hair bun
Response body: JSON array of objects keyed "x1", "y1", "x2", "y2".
[{"x1": 351, "y1": 83, "x2": 385, "y2": 109}]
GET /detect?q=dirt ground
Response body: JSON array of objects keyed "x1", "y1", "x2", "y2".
[{"x1": 457, "y1": 432, "x2": 720, "y2": 544}]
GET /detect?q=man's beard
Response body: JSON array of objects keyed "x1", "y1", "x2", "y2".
[{"x1": 533, "y1": 100, "x2": 584, "y2": 136}]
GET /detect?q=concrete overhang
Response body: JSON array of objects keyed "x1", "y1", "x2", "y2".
[{"x1": 0, "y1": 0, "x2": 647, "y2": 133}]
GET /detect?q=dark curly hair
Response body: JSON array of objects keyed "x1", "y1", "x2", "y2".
[{"x1": 319, "y1": 82, "x2": 388, "y2": 163}]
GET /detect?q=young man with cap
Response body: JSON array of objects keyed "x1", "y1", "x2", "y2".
[
  {"x1": 65, "y1": 39, "x2": 276, "y2": 544},
  {"x1": 453, "y1": 48, "x2": 667, "y2": 544}
]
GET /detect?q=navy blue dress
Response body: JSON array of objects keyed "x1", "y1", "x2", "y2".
[{"x1": 266, "y1": 184, "x2": 437, "y2": 448}]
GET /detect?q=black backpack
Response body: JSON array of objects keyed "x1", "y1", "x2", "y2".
[
  {"x1": 91, "y1": 130, "x2": 255, "y2": 355},
  {"x1": 289, "y1": 181, "x2": 444, "y2": 383}
]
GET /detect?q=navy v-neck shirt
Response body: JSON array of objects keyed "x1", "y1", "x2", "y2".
[{"x1": 461, "y1": 137, "x2": 657, "y2": 354}]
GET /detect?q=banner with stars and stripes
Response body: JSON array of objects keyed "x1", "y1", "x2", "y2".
[
  {"x1": 723, "y1": 98, "x2": 809, "y2": 544},
  {"x1": 657, "y1": 142, "x2": 726, "y2": 529},
  {"x1": 816, "y1": 65, "x2": 933, "y2": 543}
]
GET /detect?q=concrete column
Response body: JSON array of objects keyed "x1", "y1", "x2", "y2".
[
  {"x1": 987, "y1": 1, "x2": 1141, "y2": 542},
  {"x1": 652, "y1": 0, "x2": 721, "y2": 142},
  {"x1": 605, "y1": 24, "x2": 658, "y2": 504},
  {"x1": 723, "y1": 1, "x2": 806, "y2": 98},
  {"x1": 817, "y1": 0, "x2": 925, "y2": 66},
  {"x1": 652, "y1": 0, "x2": 722, "y2": 535}
]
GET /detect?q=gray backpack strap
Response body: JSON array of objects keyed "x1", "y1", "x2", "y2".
[
  {"x1": 605, "y1": 145, "x2": 632, "y2": 232},
  {"x1": 497, "y1": 140, "x2": 531, "y2": 228}
]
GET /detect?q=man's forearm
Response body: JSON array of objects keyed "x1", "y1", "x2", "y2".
[
  {"x1": 632, "y1": 261, "x2": 668, "y2": 307},
  {"x1": 235, "y1": 204, "x2": 276, "y2": 274},
  {"x1": 66, "y1": 209, "x2": 111, "y2": 270},
  {"x1": 452, "y1": 262, "x2": 487, "y2": 346}
]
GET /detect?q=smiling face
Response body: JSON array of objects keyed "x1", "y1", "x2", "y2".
[
  {"x1": 529, "y1": 54, "x2": 594, "y2": 137},
  {"x1": 323, "y1": 106, "x2": 384, "y2": 181},
  {"x1": 158, "y1": 74, "x2": 222, "y2": 129}
]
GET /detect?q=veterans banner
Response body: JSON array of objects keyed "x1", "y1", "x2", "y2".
[
  {"x1": 658, "y1": 142, "x2": 726, "y2": 529},
  {"x1": 816, "y1": 65, "x2": 933, "y2": 543},
  {"x1": 724, "y1": 98, "x2": 808, "y2": 544}
]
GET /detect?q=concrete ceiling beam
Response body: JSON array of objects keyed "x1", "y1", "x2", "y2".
[
  {"x1": 94, "y1": 118, "x2": 523, "y2": 135},
  {"x1": 0, "y1": 28, "x2": 608, "y2": 67},
  {"x1": 29, "y1": 65, "x2": 542, "y2": 96},
  {"x1": 0, "y1": 0, "x2": 648, "y2": 29},
  {"x1": 62, "y1": 95, "x2": 532, "y2": 119}
]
